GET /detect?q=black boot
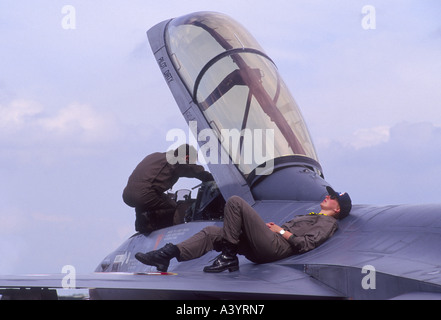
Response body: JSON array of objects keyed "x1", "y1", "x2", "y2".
[
  {"x1": 203, "y1": 240, "x2": 239, "y2": 273},
  {"x1": 135, "y1": 210, "x2": 156, "y2": 234},
  {"x1": 135, "y1": 243, "x2": 180, "y2": 272}
]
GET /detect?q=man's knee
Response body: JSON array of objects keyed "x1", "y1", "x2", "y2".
[
  {"x1": 202, "y1": 226, "x2": 222, "y2": 237},
  {"x1": 202, "y1": 226, "x2": 223, "y2": 250},
  {"x1": 226, "y1": 196, "x2": 246, "y2": 209}
]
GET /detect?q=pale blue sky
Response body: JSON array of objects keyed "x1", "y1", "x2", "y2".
[{"x1": 1, "y1": 0, "x2": 440, "y2": 274}]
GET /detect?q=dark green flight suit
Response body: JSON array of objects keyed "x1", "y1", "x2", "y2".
[
  {"x1": 123, "y1": 151, "x2": 212, "y2": 231},
  {"x1": 177, "y1": 196, "x2": 338, "y2": 264}
]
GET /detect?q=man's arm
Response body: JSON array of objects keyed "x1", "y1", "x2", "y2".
[
  {"x1": 175, "y1": 164, "x2": 213, "y2": 181},
  {"x1": 267, "y1": 220, "x2": 338, "y2": 253},
  {"x1": 266, "y1": 222, "x2": 293, "y2": 241}
]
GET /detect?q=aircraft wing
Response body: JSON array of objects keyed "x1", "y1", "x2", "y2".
[
  {"x1": 0, "y1": 266, "x2": 342, "y2": 300},
  {"x1": 90, "y1": 265, "x2": 343, "y2": 299}
]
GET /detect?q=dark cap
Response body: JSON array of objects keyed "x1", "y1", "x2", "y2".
[{"x1": 326, "y1": 186, "x2": 352, "y2": 219}]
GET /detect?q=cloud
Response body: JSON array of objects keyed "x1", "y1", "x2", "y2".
[
  {"x1": 1, "y1": 99, "x2": 122, "y2": 163},
  {"x1": 319, "y1": 121, "x2": 441, "y2": 205},
  {"x1": 1, "y1": 99, "x2": 113, "y2": 137},
  {"x1": 38, "y1": 103, "x2": 117, "y2": 143},
  {"x1": 0, "y1": 99, "x2": 42, "y2": 131},
  {"x1": 347, "y1": 126, "x2": 391, "y2": 150}
]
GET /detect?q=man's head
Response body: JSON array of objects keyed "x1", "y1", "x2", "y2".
[
  {"x1": 321, "y1": 186, "x2": 352, "y2": 220},
  {"x1": 173, "y1": 144, "x2": 198, "y2": 164}
]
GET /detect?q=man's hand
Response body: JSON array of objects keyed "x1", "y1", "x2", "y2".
[
  {"x1": 266, "y1": 222, "x2": 293, "y2": 240},
  {"x1": 266, "y1": 222, "x2": 283, "y2": 233},
  {"x1": 199, "y1": 171, "x2": 214, "y2": 182}
]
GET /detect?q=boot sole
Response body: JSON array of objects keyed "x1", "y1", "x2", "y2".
[{"x1": 203, "y1": 265, "x2": 239, "y2": 273}]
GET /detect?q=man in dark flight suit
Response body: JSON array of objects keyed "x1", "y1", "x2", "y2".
[
  {"x1": 123, "y1": 144, "x2": 213, "y2": 233},
  {"x1": 135, "y1": 187, "x2": 352, "y2": 273}
]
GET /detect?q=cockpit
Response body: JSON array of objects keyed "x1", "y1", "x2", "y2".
[
  {"x1": 164, "y1": 12, "x2": 321, "y2": 179},
  {"x1": 148, "y1": 12, "x2": 330, "y2": 203}
]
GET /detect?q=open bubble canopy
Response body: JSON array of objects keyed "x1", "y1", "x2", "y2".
[{"x1": 164, "y1": 12, "x2": 319, "y2": 177}]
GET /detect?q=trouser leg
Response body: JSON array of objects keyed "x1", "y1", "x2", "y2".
[
  {"x1": 221, "y1": 196, "x2": 268, "y2": 245},
  {"x1": 176, "y1": 226, "x2": 223, "y2": 261},
  {"x1": 136, "y1": 192, "x2": 177, "y2": 232},
  {"x1": 223, "y1": 196, "x2": 295, "y2": 263},
  {"x1": 176, "y1": 196, "x2": 295, "y2": 265}
]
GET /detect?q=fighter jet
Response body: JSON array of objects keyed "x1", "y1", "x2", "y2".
[{"x1": 1, "y1": 11, "x2": 441, "y2": 300}]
